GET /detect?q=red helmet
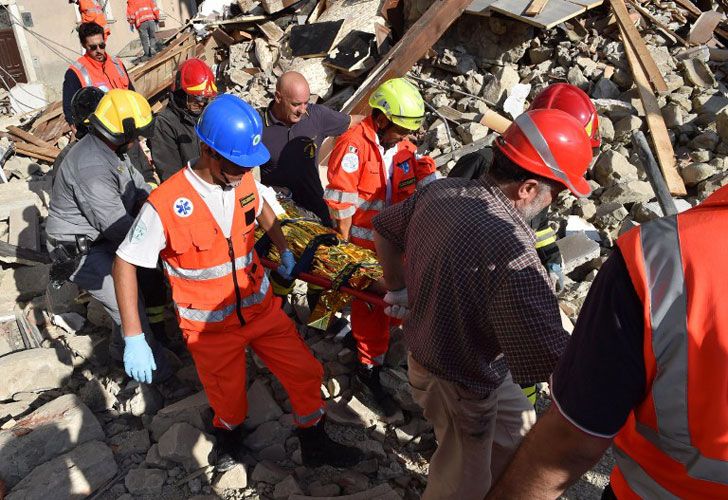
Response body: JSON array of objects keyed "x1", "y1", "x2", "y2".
[
  {"x1": 496, "y1": 109, "x2": 593, "y2": 197},
  {"x1": 173, "y1": 58, "x2": 218, "y2": 97},
  {"x1": 529, "y1": 83, "x2": 601, "y2": 148}
]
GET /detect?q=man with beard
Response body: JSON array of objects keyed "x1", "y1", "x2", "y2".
[
  {"x1": 371, "y1": 109, "x2": 593, "y2": 500},
  {"x1": 149, "y1": 58, "x2": 217, "y2": 182}
]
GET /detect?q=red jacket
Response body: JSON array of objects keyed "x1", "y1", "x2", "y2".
[
  {"x1": 147, "y1": 169, "x2": 271, "y2": 333},
  {"x1": 69, "y1": 53, "x2": 129, "y2": 92},
  {"x1": 611, "y1": 185, "x2": 728, "y2": 499},
  {"x1": 324, "y1": 116, "x2": 438, "y2": 249},
  {"x1": 78, "y1": 0, "x2": 109, "y2": 36},
  {"x1": 126, "y1": 0, "x2": 159, "y2": 28}
]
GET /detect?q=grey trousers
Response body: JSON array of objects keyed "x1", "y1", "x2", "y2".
[
  {"x1": 138, "y1": 20, "x2": 158, "y2": 58},
  {"x1": 70, "y1": 242, "x2": 171, "y2": 382}
]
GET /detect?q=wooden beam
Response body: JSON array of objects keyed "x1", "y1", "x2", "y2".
[
  {"x1": 6, "y1": 126, "x2": 57, "y2": 150},
  {"x1": 341, "y1": 0, "x2": 473, "y2": 116},
  {"x1": 524, "y1": 0, "x2": 550, "y2": 16},
  {"x1": 619, "y1": 23, "x2": 686, "y2": 196},
  {"x1": 626, "y1": 0, "x2": 693, "y2": 47},
  {"x1": 688, "y1": 10, "x2": 725, "y2": 45},
  {"x1": 14, "y1": 142, "x2": 58, "y2": 162},
  {"x1": 610, "y1": 0, "x2": 668, "y2": 94}
]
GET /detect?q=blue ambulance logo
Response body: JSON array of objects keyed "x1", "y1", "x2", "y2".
[{"x1": 174, "y1": 198, "x2": 193, "y2": 217}]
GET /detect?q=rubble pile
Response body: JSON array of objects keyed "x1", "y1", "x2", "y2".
[{"x1": 1, "y1": 0, "x2": 727, "y2": 498}]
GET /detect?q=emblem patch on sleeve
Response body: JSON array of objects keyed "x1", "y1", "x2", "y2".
[{"x1": 341, "y1": 153, "x2": 359, "y2": 173}]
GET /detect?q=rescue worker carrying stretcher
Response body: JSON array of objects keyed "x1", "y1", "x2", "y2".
[
  {"x1": 324, "y1": 78, "x2": 439, "y2": 416},
  {"x1": 113, "y1": 94, "x2": 364, "y2": 471}
]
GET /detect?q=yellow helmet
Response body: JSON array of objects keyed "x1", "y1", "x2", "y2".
[
  {"x1": 368, "y1": 78, "x2": 425, "y2": 131},
  {"x1": 89, "y1": 89, "x2": 155, "y2": 145}
]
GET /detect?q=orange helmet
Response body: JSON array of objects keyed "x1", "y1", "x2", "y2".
[
  {"x1": 173, "y1": 58, "x2": 218, "y2": 97},
  {"x1": 529, "y1": 83, "x2": 601, "y2": 148},
  {"x1": 496, "y1": 109, "x2": 593, "y2": 197}
]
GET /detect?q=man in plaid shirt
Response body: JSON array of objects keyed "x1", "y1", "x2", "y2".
[{"x1": 372, "y1": 109, "x2": 594, "y2": 499}]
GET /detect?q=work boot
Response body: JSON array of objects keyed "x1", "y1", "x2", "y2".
[
  {"x1": 213, "y1": 427, "x2": 245, "y2": 472},
  {"x1": 354, "y1": 364, "x2": 399, "y2": 417},
  {"x1": 296, "y1": 416, "x2": 364, "y2": 468}
]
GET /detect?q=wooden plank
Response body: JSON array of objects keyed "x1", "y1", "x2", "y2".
[
  {"x1": 258, "y1": 21, "x2": 285, "y2": 42},
  {"x1": 688, "y1": 10, "x2": 725, "y2": 45},
  {"x1": 6, "y1": 126, "x2": 57, "y2": 150},
  {"x1": 525, "y1": 0, "x2": 550, "y2": 16},
  {"x1": 626, "y1": 0, "x2": 692, "y2": 47},
  {"x1": 489, "y1": 0, "x2": 585, "y2": 29},
  {"x1": 290, "y1": 20, "x2": 344, "y2": 58},
  {"x1": 341, "y1": 0, "x2": 474, "y2": 116},
  {"x1": 260, "y1": 0, "x2": 298, "y2": 14},
  {"x1": 9, "y1": 207, "x2": 40, "y2": 252},
  {"x1": 566, "y1": 0, "x2": 603, "y2": 9},
  {"x1": 610, "y1": 0, "x2": 668, "y2": 94},
  {"x1": 618, "y1": 23, "x2": 686, "y2": 196},
  {"x1": 14, "y1": 142, "x2": 58, "y2": 162},
  {"x1": 211, "y1": 27, "x2": 236, "y2": 47}
]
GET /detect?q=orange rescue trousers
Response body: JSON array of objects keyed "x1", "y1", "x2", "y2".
[{"x1": 182, "y1": 296, "x2": 325, "y2": 430}]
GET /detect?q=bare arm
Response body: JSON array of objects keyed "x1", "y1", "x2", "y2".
[
  {"x1": 486, "y1": 405, "x2": 611, "y2": 500},
  {"x1": 334, "y1": 216, "x2": 352, "y2": 241},
  {"x1": 348, "y1": 114, "x2": 365, "y2": 128},
  {"x1": 257, "y1": 200, "x2": 289, "y2": 253},
  {"x1": 112, "y1": 256, "x2": 143, "y2": 338},
  {"x1": 374, "y1": 229, "x2": 405, "y2": 291}
]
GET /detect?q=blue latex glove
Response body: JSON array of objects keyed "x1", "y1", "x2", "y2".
[
  {"x1": 277, "y1": 249, "x2": 296, "y2": 280},
  {"x1": 123, "y1": 333, "x2": 156, "y2": 384},
  {"x1": 546, "y1": 262, "x2": 565, "y2": 293}
]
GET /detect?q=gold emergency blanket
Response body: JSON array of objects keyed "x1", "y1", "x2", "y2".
[{"x1": 256, "y1": 199, "x2": 383, "y2": 329}]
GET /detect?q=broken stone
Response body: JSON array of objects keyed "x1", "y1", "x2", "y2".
[
  {"x1": 567, "y1": 65, "x2": 588, "y2": 89},
  {"x1": 591, "y1": 78, "x2": 620, "y2": 100},
  {"x1": 274, "y1": 475, "x2": 303, "y2": 499},
  {"x1": 254, "y1": 38, "x2": 278, "y2": 74},
  {"x1": 681, "y1": 162, "x2": 718, "y2": 187},
  {"x1": 118, "y1": 382, "x2": 165, "y2": 417},
  {"x1": 110, "y1": 429, "x2": 151, "y2": 457},
  {"x1": 86, "y1": 297, "x2": 114, "y2": 330},
  {"x1": 594, "y1": 202, "x2": 629, "y2": 228},
  {"x1": 600, "y1": 181, "x2": 655, "y2": 205},
  {"x1": 0, "y1": 394, "x2": 105, "y2": 488},
  {"x1": 690, "y1": 131, "x2": 720, "y2": 151},
  {"x1": 243, "y1": 420, "x2": 291, "y2": 451},
  {"x1": 215, "y1": 463, "x2": 248, "y2": 491},
  {"x1": 0, "y1": 347, "x2": 73, "y2": 400},
  {"x1": 482, "y1": 65, "x2": 520, "y2": 105},
  {"x1": 613, "y1": 115, "x2": 643, "y2": 142},
  {"x1": 692, "y1": 92, "x2": 728, "y2": 125},
  {"x1": 337, "y1": 470, "x2": 370, "y2": 495},
  {"x1": 145, "y1": 443, "x2": 173, "y2": 468},
  {"x1": 564, "y1": 216, "x2": 600, "y2": 242},
  {"x1": 7, "y1": 440, "x2": 117, "y2": 500},
  {"x1": 662, "y1": 102, "x2": 684, "y2": 128},
  {"x1": 598, "y1": 116, "x2": 615, "y2": 143},
  {"x1": 456, "y1": 122, "x2": 489, "y2": 144},
  {"x1": 244, "y1": 380, "x2": 283, "y2": 430},
  {"x1": 158, "y1": 422, "x2": 215, "y2": 472},
  {"x1": 593, "y1": 99, "x2": 636, "y2": 121},
  {"x1": 310, "y1": 339, "x2": 341, "y2": 361},
  {"x1": 357, "y1": 439, "x2": 387, "y2": 459},
  {"x1": 612, "y1": 67, "x2": 633, "y2": 89},
  {"x1": 556, "y1": 233, "x2": 601, "y2": 275},
  {"x1": 0, "y1": 264, "x2": 51, "y2": 304},
  {"x1": 697, "y1": 171, "x2": 728, "y2": 199},
  {"x1": 258, "y1": 443, "x2": 287, "y2": 462},
  {"x1": 79, "y1": 378, "x2": 116, "y2": 412},
  {"x1": 150, "y1": 391, "x2": 210, "y2": 441},
  {"x1": 308, "y1": 483, "x2": 342, "y2": 497},
  {"x1": 380, "y1": 368, "x2": 419, "y2": 412},
  {"x1": 592, "y1": 150, "x2": 639, "y2": 186},
  {"x1": 682, "y1": 58, "x2": 717, "y2": 88},
  {"x1": 436, "y1": 48, "x2": 477, "y2": 75},
  {"x1": 288, "y1": 57, "x2": 336, "y2": 99},
  {"x1": 717, "y1": 108, "x2": 728, "y2": 142},
  {"x1": 631, "y1": 199, "x2": 694, "y2": 223},
  {"x1": 251, "y1": 460, "x2": 289, "y2": 484},
  {"x1": 125, "y1": 468, "x2": 167, "y2": 496}
]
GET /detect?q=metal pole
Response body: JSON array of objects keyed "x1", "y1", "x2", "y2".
[{"x1": 631, "y1": 130, "x2": 678, "y2": 216}]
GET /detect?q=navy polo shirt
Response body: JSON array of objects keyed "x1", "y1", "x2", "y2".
[{"x1": 261, "y1": 102, "x2": 350, "y2": 227}]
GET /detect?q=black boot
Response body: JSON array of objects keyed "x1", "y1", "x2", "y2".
[
  {"x1": 296, "y1": 416, "x2": 364, "y2": 468},
  {"x1": 354, "y1": 364, "x2": 399, "y2": 417},
  {"x1": 213, "y1": 427, "x2": 244, "y2": 472}
]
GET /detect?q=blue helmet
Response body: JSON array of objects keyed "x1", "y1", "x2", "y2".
[{"x1": 195, "y1": 94, "x2": 270, "y2": 168}]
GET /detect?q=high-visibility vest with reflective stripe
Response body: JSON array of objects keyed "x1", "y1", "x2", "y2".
[
  {"x1": 612, "y1": 184, "x2": 728, "y2": 499},
  {"x1": 324, "y1": 116, "x2": 438, "y2": 249},
  {"x1": 127, "y1": 0, "x2": 159, "y2": 28},
  {"x1": 147, "y1": 168, "x2": 271, "y2": 333},
  {"x1": 69, "y1": 54, "x2": 129, "y2": 93},
  {"x1": 78, "y1": 0, "x2": 108, "y2": 30}
]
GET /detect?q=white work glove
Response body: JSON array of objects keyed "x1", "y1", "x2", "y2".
[{"x1": 383, "y1": 288, "x2": 409, "y2": 320}]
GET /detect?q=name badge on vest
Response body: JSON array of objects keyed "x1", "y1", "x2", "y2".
[
  {"x1": 398, "y1": 177, "x2": 416, "y2": 189},
  {"x1": 239, "y1": 193, "x2": 255, "y2": 208}
]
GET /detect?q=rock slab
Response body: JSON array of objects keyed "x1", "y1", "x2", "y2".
[{"x1": 0, "y1": 347, "x2": 73, "y2": 400}]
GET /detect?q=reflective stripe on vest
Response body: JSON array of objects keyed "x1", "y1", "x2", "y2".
[
  {"x1": 176, "y1": 274, "x2": 270, "y2": 323},
  {"x1": 164, "y1": 249, "x2": 254, "y2": 281},
  {"x1": 323, "y1": 188, "x2": 359, "y2": 204},
  {"x1": 329, "y1": 205, "x2": 356, "y2": 219},
  {"x1": 634, "y1": 216, "x2": 728, "y2": 484},
  {"x1": 613, "y1": 446, "x2": 681, "y2": 499},
  {"x1": 515, "y1": 113, "x2": 590, "y2": 198},
  {"x1": 535, "y1": 227, "x2": 557, "y2": 249},
  {"x1": 350, "y1": 226, "x2": 374, "y2": 241},
  {"x1": 110, "y1": 58, "x2": 126, "y2": 80},
  {"x1": 357, "y1": 198, "x2": 385, "y2": 212},
  {"x1": 295, "y1": 407, "x2": 324, "y2": 426},
  {"x1": 72, "y1": 58, "x2": 126, "y2": 91},
  {"x1": 72, "y1": 61, "x2": 93, "y2": 87}
]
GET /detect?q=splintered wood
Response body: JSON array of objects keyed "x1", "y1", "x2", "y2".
[{"x1": 618, "y1": 23, "x2": 686, "y2": 196}]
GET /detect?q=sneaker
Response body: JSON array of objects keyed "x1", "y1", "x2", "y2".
[
  {"x1": 296, "y1": 416, "x2": 363, "y2": 468},
  {"x1": 353, "y1": 364, "x2": 399, "y2": 417}
]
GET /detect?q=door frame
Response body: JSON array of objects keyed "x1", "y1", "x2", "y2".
[{"x1": 0, "y1": 0, "x2": 37, "y2": 82}]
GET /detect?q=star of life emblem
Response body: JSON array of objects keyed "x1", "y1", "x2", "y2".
[{"x1": 174, "y1": 197, "x2": 193, "y2": 217}]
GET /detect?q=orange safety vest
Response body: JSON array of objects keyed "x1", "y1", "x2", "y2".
[
  {"x1": 69, "y1": 53, "x2": 129, "y2": 92},
  {"x1": 324, "y1": 116, "x2": 438, "y2": 248},
  {"x1": 147, "y1": 169, "x2": 271, "y2": 333},
  {"x1": 78, "y1": 0, "x2": 109, "y2": 35},
  {"x1": 611, "y1": 185, "x2": 728, "y2": 499},
  {"x1": 126, "y1": 0, "x2": 159, "y2": 28}
]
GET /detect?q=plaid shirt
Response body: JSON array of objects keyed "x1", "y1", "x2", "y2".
[{"x1": 372, "y1": 176, "x2": 568, "y2": 396}]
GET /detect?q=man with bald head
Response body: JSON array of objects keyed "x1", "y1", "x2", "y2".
[{"x1": 261, "y1": 71, "x2": 357, "y2": 226}]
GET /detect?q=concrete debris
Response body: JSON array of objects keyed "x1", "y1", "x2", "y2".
[
  {"x1": 592, "y1": 150, "x2": 639, "y2": 187},
  {"x1": 557, "y1": 233, "x2": 601, "y2": 275},
  {"x1": 251, "y1": 460, "x2": 289, "y2": 484},
  {"x1": 109, "y1": 429, "x2": 152, "y2": 457},
  {"x1": 274, "y1": 475, "x2": 303, "y2": 499},
  {"x1": 214, "y1": 463, "x2": 248, "y2": 491},
  {"x1": 0, "y1": 347, "x2": 73, "y2": 400},
  {"x1": 243, "y1": 420, "x2": 291, "y2": 451},
  {"x1": 125, "y1": 468, "x2": 167, "y2": 496},
  {"x1": 158, "y1": 422, "x2": 215, "y2": 472},
  {"x1": 150, "y1": 391, "x2": 211, "y2": 441},
  {"x1": 600, "y1": 181, "x2": 655, "y2": 205}
]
